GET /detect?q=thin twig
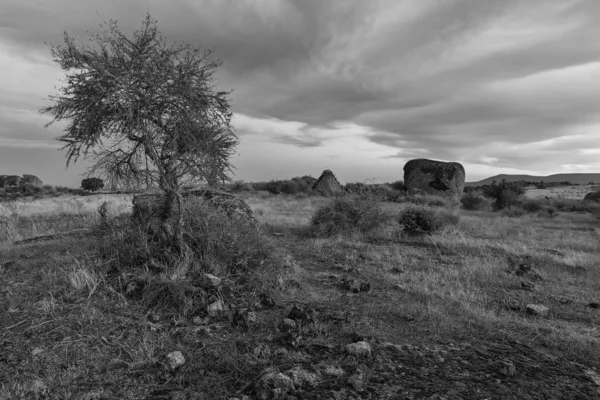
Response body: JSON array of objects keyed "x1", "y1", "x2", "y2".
[{"x1": 4, "y1": 319, "x2": 28, "y2": 330}]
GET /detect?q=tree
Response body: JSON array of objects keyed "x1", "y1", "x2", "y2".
[
  {"x1": 41, "y1": 15, "x2": 238, "y2": 249},
  {"x1": 81, "y1": 177, "x2": 105, "y2": 192}
]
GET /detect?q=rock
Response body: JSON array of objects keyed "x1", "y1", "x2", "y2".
[
  {"x1": 285, "y1": 366, "x2": 320, "y2": 387},
  {"x1": 521, "y1": 281, "x2": 535, "y2": 291},
  {"x1": 255, "y1": 368, "x2": 294, "y2": 400},
  {"x1": 323, "y1": 365, "x2": 345, "y2": 377},
  {"x1": 0, "y1": 175, "x2": 6, "y2": 187},
  {"x1": 342, "y1": 277, "x2": 371, "y2": 293},
  {"x1": 3, "y1": 175, "x2": 22, "y2": 187},
  {"x1": 287, "y1": 305, "x2": 313, "y2": 322},
  {"x1": 259, "y1": 293, "x2": 276, "y2": 308},
  {"x1": 499, "y1": 360, "x2": 516, "y2": 376},
  {"x1": 165, "y1": 351, "x2": 186, "y2": 370},
  {"x1": 132, "y1": 187, "x2": 257, "y2": 225},
  {"x1": 526, "y1": 304, "x2": 549, "y2": 317},
  {"x1": 279, "y1": 318, "x2": 297, "y2": 332},
  {"x1": 583, "y1": 191, "x2": 600, "y2": 202},
  {"x1": 346, "y1": 341, "x2": 372, "y2": 357},
  {"x1": 22, "y1": 174, "x2": 43, "y2": 187},
  {"x1": 312, "y1": 169, "x2": 343, "y2": 196},
  {"x1": 403, "y1": 158, "x2": 466, "y2": 202},
  {"x1": 195, "y1": 273, "x2": 222, "y2": 289},
  {"x1": 207, "y1": 300, "x2": 226, "y2": 317},
  {"x1": 31, "y1": 348, "x2": 44, "y2": 356},
  {"x1": 347, "y1": 365, "x2": 371, "y2": 392},
  {"x1": 589, "y1": 301, "x2": 600, "y2": 309}
]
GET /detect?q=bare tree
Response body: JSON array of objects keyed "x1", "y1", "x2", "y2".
[{"x1": 41, "y1": 15, "x2": 238, "y2": 249}]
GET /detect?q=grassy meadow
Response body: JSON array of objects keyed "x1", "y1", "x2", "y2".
[{"x1": 1, "y1": 187, "x2": 600, "y2": 399}]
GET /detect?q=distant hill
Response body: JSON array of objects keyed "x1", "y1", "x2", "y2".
[{"x1": 466, "y1": 173, "x2": 600, "y2": 187}]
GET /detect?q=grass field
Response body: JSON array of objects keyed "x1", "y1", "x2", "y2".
[{"x1": 1, "y1": 190, "x2": 600, "y2": 399}]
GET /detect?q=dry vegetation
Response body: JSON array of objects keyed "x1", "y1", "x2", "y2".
[{"x1": 1, "y1": 188, "x2": 600, "y2": 399}]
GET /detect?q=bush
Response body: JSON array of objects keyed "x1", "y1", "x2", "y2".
[
  {"x1": 81, "y1": 177, "x2": 105, "y2": 192},
  {"x1": 311, "y1": 196, "x2": 388, "y2": 236},
  {"x1": 397, "y1": 205, "x2": 447, "y2": 236},
  {"x1": 521, "y1": 198, "x2": 546, "y2": 213},
  {"x1": 407, "y1": 194, "x2": 453, "y2": 208},
  {"x1": 482, "y1": 179, "x2": 525, "y2": 210},
  {"x1": 460, "y1": 190, "x2": 489, "y2": 211},
  {"x1": 388, "y1": 180, "x2": 406, "y2": 192}
]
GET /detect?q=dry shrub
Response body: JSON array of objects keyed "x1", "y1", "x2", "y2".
[
  {"x1": 311, "y1": 196, "x2": 389, "y2": 236},
  {"x1": 398, "y1": 205, "x2": 459, "y2": 236},
  {"x1": 407, "y1": 194, "x2": 453, "y2": 208}
]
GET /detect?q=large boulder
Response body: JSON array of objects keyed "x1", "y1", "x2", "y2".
[
  {"x1": 3, "y1": 175, "x2": 22, "y2": 187},
  {"x1": 22, "y1": 174, "x2": 43, "y2": 187},
  {"x1": 132, "y1": 188, "x2": 257, "y2": 226},
  {"x1": 403, "y1": 159, "x2": 465, "y2": 202},
  {"x1": 0, "y1": 175, "x2": 6, "y2": 188},
  {"x1": 583, "y1": 191, "x2": 600, "y2": 203},
  {"x1": 312, "y1": 169, "x2": 343, "y2": 196}
]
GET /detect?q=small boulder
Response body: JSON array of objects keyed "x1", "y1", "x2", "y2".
[
  {"x1": 255, "y1": 368, "x2": 294, "y2": 400},
  {"x1": 346, "y1": 341, "x2": 372, "y2": 357},
  {"x1": 165, "y1": 351, "x2": 186, "y2": 370},
  {"x1": 526, "y1": 304, "x2": 549, "y2": 317}
]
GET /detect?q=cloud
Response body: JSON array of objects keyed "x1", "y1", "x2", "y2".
[{"x1": 1, "y1": 0, "x2": 600, "y2": 185}]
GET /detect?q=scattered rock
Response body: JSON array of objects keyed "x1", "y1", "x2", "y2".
[
  {"x1": 285, "y1": 366, "x2": 320, "y2": 387},
  {"x1": 31, "y1": 348, "x2": 44, "y2": 356},
  {"x1": 589, "y1": 302, "x2": 600, "y2": 309},
  {"x1": 499, "y1": 360, "x2": 516, "y2": 376},
  {"x1": 323, "y1": 365, "x2": 345, "y2": 377},
  {"x1": 147, "y1": 312, "x2": 161, "y2": 323},
  {"x1": 389, "y1": 267, "x2": 404, "y2": 274},
  {"x1": 526, "y1": 304, "x2": 549, "y2": 317},
  {"x1": 207, "y1": 300, "x2": 226, "y2": 317},
  {"x1": 279, "y1": 318, "x2": 297, "y2": 332},
  {"x1": 341, "y1": 276, "x2": 371, "y2": 293},
  {"x1": 347, "y1": 365, "x2": 372, "y2": 392},
  {"x1": 165, "y1": 351, "x2": 185, "y2": 370},
  {"x1": 255, "y1": 368, "x2": 294, "y2": 400},
  {"x1": 195, "y1": 273, "x2": 222, "y2": 289},
  {"x1": 521, "y1": 281, "x2": 535, "y2": 291},
  {"x1": 259, "y1": 293, "x2": 276, "y2": 308},
  {"x1": 346, "y1": 341, "x2": 372, "y2": 357},
  {"x1": 288, "y1": 305, "x2": 313, "y2": 322}
]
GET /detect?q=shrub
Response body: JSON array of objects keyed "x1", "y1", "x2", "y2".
[
  {"x1": 482, "y1": 179, "x2": 525, "y2": 210},
  {"x1": 311, "y1": 196, "x2": 388, "y2": 236},
  {"x1": 521, "y1": 198, "x2": 546, "y2": 213},
  {"x1": 388, "y1": 180, "x2": 406, "y2": 192},
  {"x1": 408, "y1": 194, "x2": 452, "y2": 208},
  {"x1": 460, "y1": 190, "x2": 489, "y2": 211},
  {"x1": 501, "y1": 207, "x2": 527, "y2": 218},
  {"x1": 397, "y1": 205, "x2": 449, "y2": 236},
  {"x1": 81, "y1": 177, "x2": 105, "y2": 192}
]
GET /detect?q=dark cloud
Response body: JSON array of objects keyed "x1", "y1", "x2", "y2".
[{"x1": 1, "y1": 0, "x2": 599, "y2": 184}]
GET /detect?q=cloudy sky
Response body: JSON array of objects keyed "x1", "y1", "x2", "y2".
[{"x1": 1, "y1": 0, "x2": 600, "y2": 186}]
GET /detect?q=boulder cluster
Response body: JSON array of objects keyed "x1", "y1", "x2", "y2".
[{"x1": 0, "y1": 174, "x2": 43, "y2": 188}]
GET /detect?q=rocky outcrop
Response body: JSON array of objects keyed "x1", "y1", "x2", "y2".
[
  {"x1": 403, "y1": 159, "x2": 465, "y2": 202},
  {"x1": 0, "y1": 175, "x2": 6, "y2": 188},
  {"x1": 132, "y1": 187, "x2": 257, "y2": 225},
  {"x1": 312, "y1": 169, "x2": 342, "y2": 196},
  {"x1": 3, "y1": 175, "x2": 22, "y2": 187},
  {"x1": 583, "y1": 191, "x2": 600, "y2": 202},
  {"x1": 22, "y1": 174, "x2": 43, "y2": 187}
]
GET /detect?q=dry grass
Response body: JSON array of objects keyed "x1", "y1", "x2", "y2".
[{"x1": 1, "y1": 191, "x2": 600, "y2": 398}]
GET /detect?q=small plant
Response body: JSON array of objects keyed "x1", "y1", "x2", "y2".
[
  {"x1": 81, "y1": 177, "x2": 105, "y2": 192},
  {"x1": 482, "y1": 179, "x2": 525, "y2": 210},
  {"x1": 397, "y1": 205, "x2": 444, "y2": 236}
]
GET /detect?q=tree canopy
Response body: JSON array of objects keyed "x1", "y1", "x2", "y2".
[{"x1": 41, "y1": 14, "x2": 238, "y2": 191}]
